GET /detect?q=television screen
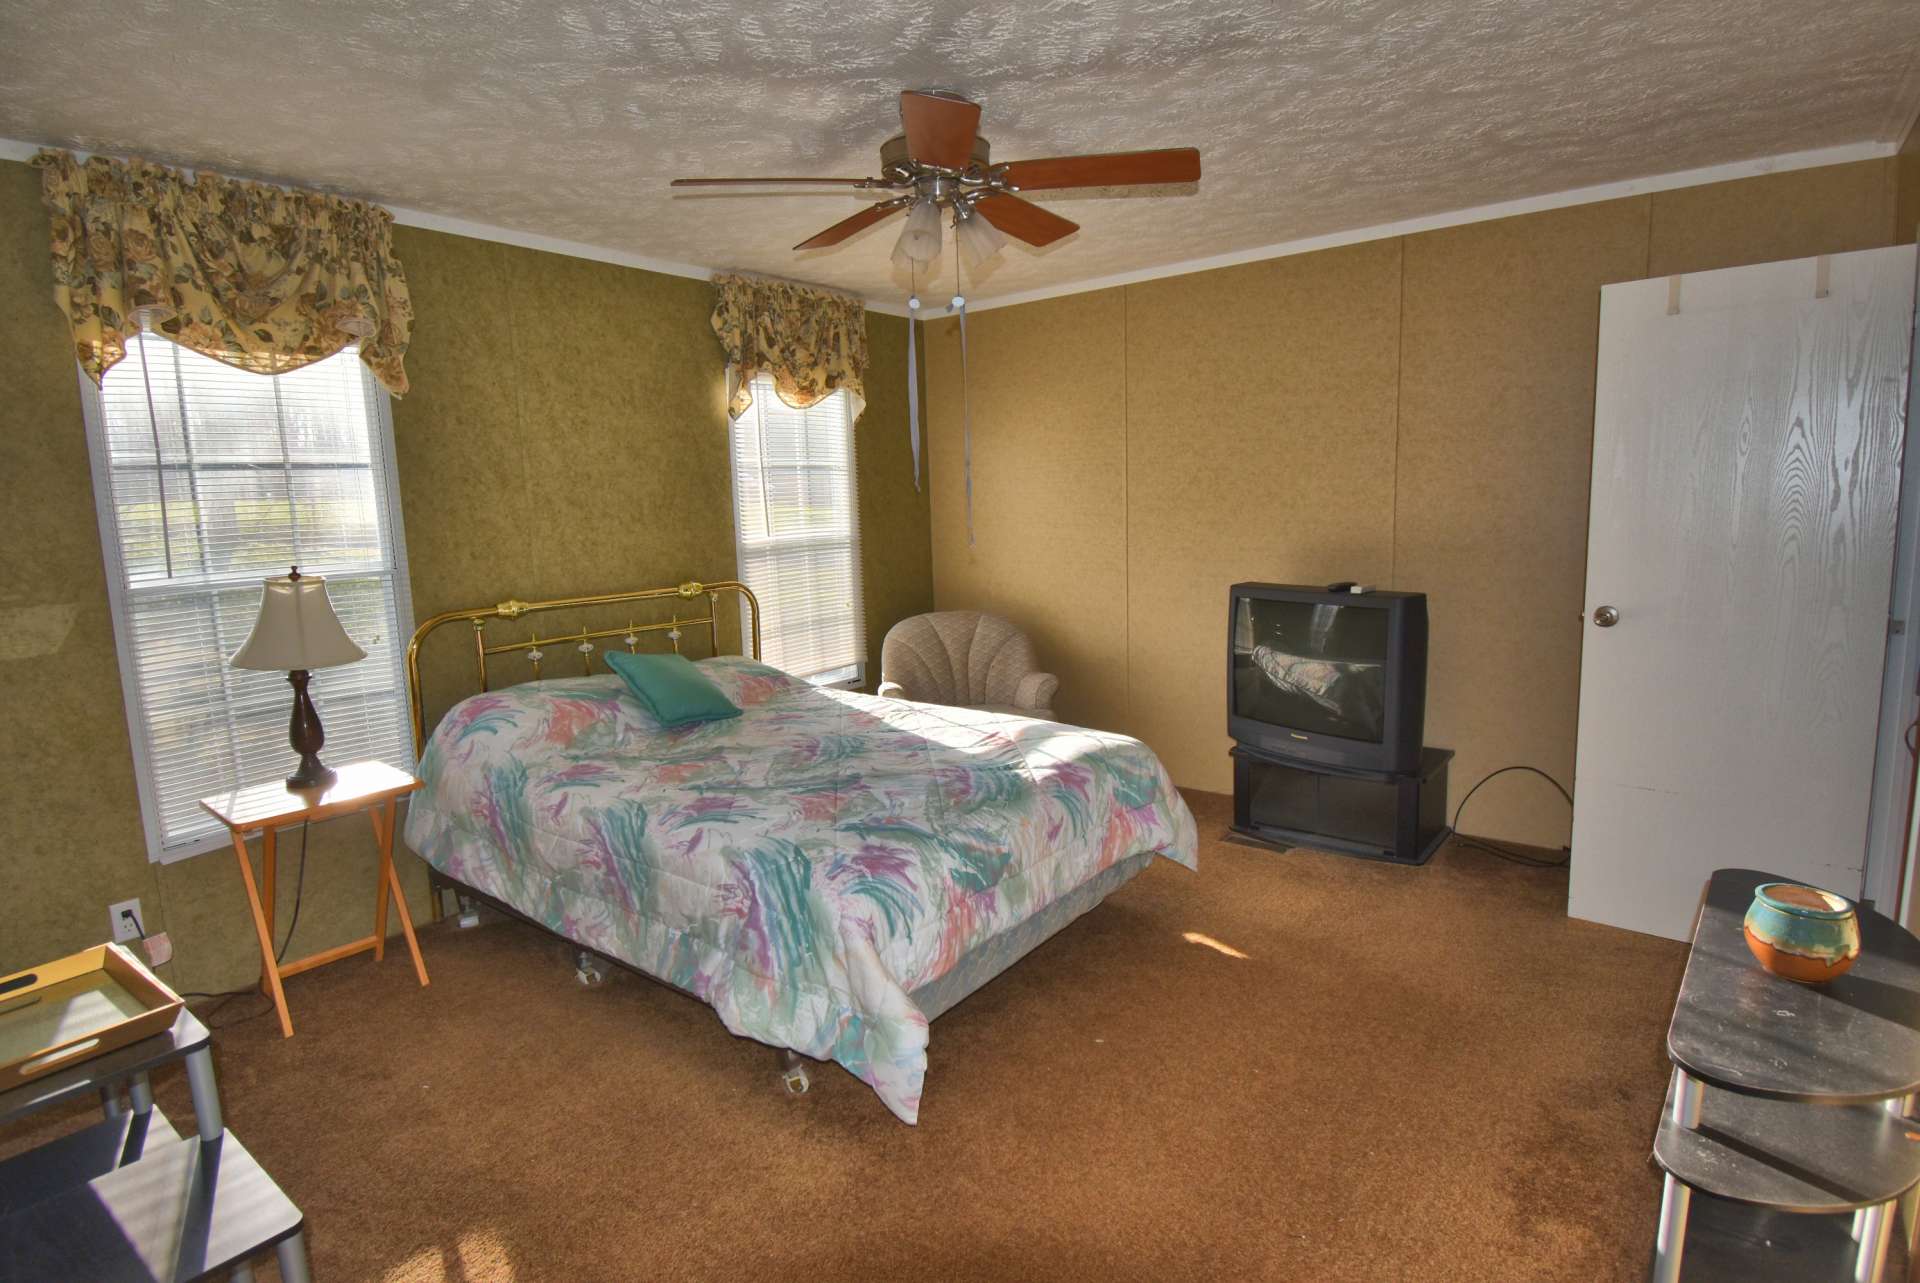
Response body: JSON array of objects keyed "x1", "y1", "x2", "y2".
[{"x1": 1232, "y1": 596, "x2": 1389, "y2": 743}]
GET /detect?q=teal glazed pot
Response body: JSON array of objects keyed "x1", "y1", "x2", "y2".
[{"x1": 1743, "y1": 882, "x2": 1861, "y2": 984}]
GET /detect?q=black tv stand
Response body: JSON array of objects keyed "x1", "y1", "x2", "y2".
[{"x1": 1229, "y1": 744, "x2": 1453, "y2": 866}]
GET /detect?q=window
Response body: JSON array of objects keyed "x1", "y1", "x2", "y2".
[
  {"x1": 727, "y1": 373, "x2": 865, "y2": 685},
  {"x1": 82, "y1": 333, "x2": 415, "y2": 862}
]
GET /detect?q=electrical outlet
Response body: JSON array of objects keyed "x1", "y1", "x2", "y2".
[{"x1": 109, "y1": 898, "x2": 143, "y2": 944}]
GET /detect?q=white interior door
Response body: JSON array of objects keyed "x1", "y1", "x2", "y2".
[{"x1": 1569, "y1": 245, "x2": 1916, "y2": 941}]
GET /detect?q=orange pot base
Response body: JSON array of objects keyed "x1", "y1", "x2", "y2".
[{"x1": 1744, "y1": 925, "x2": 1857, "y2": 984}]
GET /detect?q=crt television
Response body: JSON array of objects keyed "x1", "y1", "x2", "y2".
[{"x1": 1228, "y1": 583, "x2": 1428, "y2": 775}]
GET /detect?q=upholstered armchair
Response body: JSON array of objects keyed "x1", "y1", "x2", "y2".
[{"x1": 877, "y1": 611, "x2": 1059, "y2": 720}]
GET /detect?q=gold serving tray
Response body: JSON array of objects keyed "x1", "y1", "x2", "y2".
[{"x1": 0, "y1": 943, "x2": 184, "y2": 1089}]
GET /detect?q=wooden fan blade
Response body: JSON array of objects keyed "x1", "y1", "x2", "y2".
[
  {"x1": 972, "y1": 194, "x2": 1079, "y2": 247},
  {"x1": 900, "y1": 91, "x2": 981, "y2": 169},
  {"x1": 998, "y1": 148, "x2": 1201, "y2": 191},
  {"x1": 671, "y1": 177, "x2": 877, "y2": 187},
  {"x1": 794, "y1": 203, "x2": 904, "y2": 250}
]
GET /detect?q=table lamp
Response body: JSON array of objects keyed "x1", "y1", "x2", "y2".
[{"x1": 231, "y1": 566, "x2": 366, "y2": 790}]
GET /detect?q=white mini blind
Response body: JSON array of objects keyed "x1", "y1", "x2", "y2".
[
  {"x1": 728, "y1": 374, "x2": 866, "y2": 684},
  {"x1": 83, "y1": 333, "x2": 415, "y2": 861}
]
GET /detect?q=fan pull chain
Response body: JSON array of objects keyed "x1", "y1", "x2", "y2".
[
  {"x1": 951, "y1": 231, "x2": 974, "y2": 547},
  {"x1": 906, "y1": 264, "x2": 922, "y2": 493}
]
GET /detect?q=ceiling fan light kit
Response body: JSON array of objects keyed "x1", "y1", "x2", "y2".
[
  {"x1": 893, "y1": 198, "x2": 945, "y2": 269},
  {"x1": 953, "y1": 202, "x2": 1007, "y2": 273}
]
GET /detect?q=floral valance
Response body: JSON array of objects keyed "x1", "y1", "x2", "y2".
[
  {"x1": 33, "y1": 149, "x2": 414, "y2": 396},
  {"x1": 711, "y1": 273, "x2": 867, "y2": 420}
]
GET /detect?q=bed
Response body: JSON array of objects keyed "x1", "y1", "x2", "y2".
[{"x1": 401, "y1": 581, "x2": 1197, "y2": 1123}]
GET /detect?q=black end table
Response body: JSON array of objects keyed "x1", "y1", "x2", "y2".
[
  {"x1": 1650, "y1": 868, "x2": 1920, "y2": 1282},
  {"x1": 0, "y1": 1007, "x2": 309, "y2": 1281}
]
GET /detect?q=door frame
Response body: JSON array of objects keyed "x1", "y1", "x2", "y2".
[{"x1": 1885, "y1": 239, "x2": 1920, "y2": 920}]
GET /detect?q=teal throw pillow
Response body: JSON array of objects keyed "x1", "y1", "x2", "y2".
[{"x1": 604, "y1": 651, "x2": 743, "y2": 728}]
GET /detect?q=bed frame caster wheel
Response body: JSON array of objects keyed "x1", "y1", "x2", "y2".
[
  {"x1": 456, "y1": 894, "x2": 481, "y2": 929},
  {"x1": 777, "y1": 1049, "x2": 810, "y2": 1096},
  {"x1": 574, "y1": 950, "x2": 609, "y2": 988}
]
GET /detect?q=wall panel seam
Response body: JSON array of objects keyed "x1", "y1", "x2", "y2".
[
  {"x1": 503, "y1": 248, "x2": 541, "y2": 586},
  {"x1": 1123, "y1": 286, "x2": 1132, "y2": 731},
  {"x1": 1888, "y1": 156, "x2": 1901, "y2": 245},
  {"x1": 1391, "y1": 237, "x2": 1406, "y2": 589}
]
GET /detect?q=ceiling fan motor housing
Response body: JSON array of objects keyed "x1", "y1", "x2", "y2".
[{"x1": 881, "y1": 133, "x2": 993, "y2": 184}]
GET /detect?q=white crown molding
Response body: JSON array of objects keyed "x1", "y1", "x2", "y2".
[
  {"x1": 960, "y1": 139, "x2": 1900, "y2": 314},
  {"x1": 1, "y1": 135, "x2": 1892, "y2": 319}
]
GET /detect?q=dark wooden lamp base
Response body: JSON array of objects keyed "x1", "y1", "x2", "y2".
[{"x1": 285, "y1": 669, "x2": 336, "y2": 792}]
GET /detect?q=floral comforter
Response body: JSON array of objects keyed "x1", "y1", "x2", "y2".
[{"x1": 404, "y1": 657, "x2": 1198, "y2": 1123}]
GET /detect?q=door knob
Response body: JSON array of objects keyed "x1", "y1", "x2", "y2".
[{"x1": 1592, "y1": 605, "x2": 1620, "y2": 627}]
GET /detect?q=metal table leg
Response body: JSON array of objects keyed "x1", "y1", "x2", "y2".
[
  {"x1": 1652, "y1": 1174, "x2": 1693, "y2": 1283},
  {"x1": 1671, "y1": 1068, "x2": 1705, "y2": 1128},
  {"x1": 276, "y1": 1229, "x2": 313, "y2": 1283},
  {"x1": 1885, "y1": 1096, "x2": 1919, "y2": 1258},
  {"x1": 183, "y1": 1046, "x2": 224, "y2": 1141},
  {"x1": 231, "y1": 1262, "x2": 255, "y2": 1283},
  {"x1": 128, "y1": 1070, "x2": 154, "y2": 1115},
  {"x1": 1652, "y1": 1067, "x2": 1705, "y2": 1283},
  {"x1": 99, "y1": 1085, "x2": 124, "y2": 1118},
  {"x1": 1854, "y1": 1199, "x2": 1893, "y2": 1283}
]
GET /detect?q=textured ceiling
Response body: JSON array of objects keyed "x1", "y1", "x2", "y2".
[{"x1": 2, "y1": 0, "x2": 1917, "y2": 306}]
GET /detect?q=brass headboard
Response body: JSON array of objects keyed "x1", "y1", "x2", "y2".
[{"x1": 404, "y1": 580, "x2": 762, "y2": 755}]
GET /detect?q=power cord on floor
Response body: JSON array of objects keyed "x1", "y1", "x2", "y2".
[
  {"x1": 179, "y1": 819, "x2": 312, "y2": 1029},
  {"x1": 1451, "y1": 765, "x2": 1574, "y2": 869}
]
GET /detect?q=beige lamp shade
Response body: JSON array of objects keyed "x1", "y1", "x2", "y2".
[{"x1": 231, "y1": 572, "x2": 367, "y2": 671}]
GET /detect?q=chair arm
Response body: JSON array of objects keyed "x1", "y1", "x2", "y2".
[
  {"x1": 876, "y1": 680, "x2": 910, "y2": 701},
  {"x1": 1013, "y1": 671, "x2": 1059, "y2": 713}
]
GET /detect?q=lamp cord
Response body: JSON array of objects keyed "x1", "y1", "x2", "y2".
[{"x1": 178, "y1": 819, "x2": 311, "y2": 1025}]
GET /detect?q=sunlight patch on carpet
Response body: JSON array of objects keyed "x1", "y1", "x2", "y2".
[
  {"x1": 1182, "y1": 931, "x2": 1249, "y2": 959},
  {"x1": 381, "y1": 1227, "x2": 518, "y2": 1282}
]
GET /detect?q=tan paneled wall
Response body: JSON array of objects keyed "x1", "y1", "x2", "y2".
[
  {"x1": 1124, "y1": 241, "x2": 1403, "y2": 788},
  {"x1": 1645, "y1": 163, "x2": 1904, "y2": 276},
  {"x1": 1396, "y1": 199, "x2": 1651, "y2": 842},
  {"x1": 1900, "y1": 123, "x2": 1920, "y2": 246},
  {"x1": 924, "y1": 291, "x2": 1130, "y2": 730},
  {"x1": 0, "y1": 158, "x2": 931, "y2": 989},
  {"x1": 925, "y1": 157, "x2": 1902, "y2": 847}
]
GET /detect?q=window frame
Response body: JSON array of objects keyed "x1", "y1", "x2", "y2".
[
  {"x1": 77, "y1": 342, "x2": 417, "y2": 864},
  {"x1": 724, "y1": 372, "x2": 866, "y2": 690}
]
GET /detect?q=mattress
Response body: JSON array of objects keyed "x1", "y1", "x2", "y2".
[{"x1": 403, "y1": 657, "x2": 1198, "y2": 1122}]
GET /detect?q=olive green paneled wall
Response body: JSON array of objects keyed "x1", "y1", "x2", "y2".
[
  {"x1": 0, "y1": 159, "x2": 165, "y2": 979},
  {"x1": 925, "y1": 156, "x2": 1903, "y2": 848},
  {"x1": 0, "y1": 156, "x2": 931, "y2": 991}
]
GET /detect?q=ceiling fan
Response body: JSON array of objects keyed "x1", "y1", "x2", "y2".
[{"x1": 671, "y1": 90, "x2": 1201, "y2": 272}]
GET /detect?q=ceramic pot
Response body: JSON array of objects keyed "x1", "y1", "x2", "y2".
[{"x1": 1743, "y1": 882, "x2": 1861, "y2": 983}]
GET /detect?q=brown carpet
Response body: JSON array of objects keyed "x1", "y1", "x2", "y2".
[{"x1": 12, "y1": 791, "x2": 1699, "y2": 1282}]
